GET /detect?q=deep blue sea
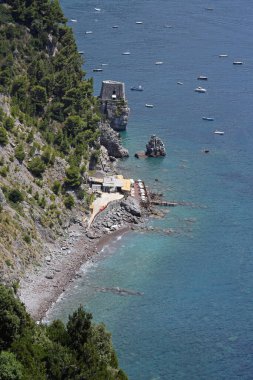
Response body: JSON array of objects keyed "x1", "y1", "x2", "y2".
[{"x1": 49, "y1": 1, "x2": 253, "y2": 378}]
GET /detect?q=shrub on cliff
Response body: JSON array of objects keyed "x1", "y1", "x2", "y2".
[
  {"x1": 8, "y1": 189, "x2": 24, "y2": 203},
  {"x1": 28, "y1": 157, "x2": 46, "y2": 177},
  {"x1": 64, "y1": 166, "x2": 81, "y2": 188},
  {"x1": 15, "y1": 144, "x2": 26, "y2": 163},
  {"x1": 63, "y1": 193, "x2": 75, "y2": 209},
  {"x1": 0, "y1": 126, "x2": 8, "y2": 146},
  {"x1": 3, "y1": 116, "x2": 14, "y2": 131}
]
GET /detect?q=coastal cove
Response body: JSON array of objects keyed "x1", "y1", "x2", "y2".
[{"x1": 46, "y1": 1, "x2": 253, "y2": 380}]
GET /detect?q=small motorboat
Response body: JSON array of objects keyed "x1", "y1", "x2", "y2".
[
  {"x1": 155, "y1": 61, "x2": 163, "y2": 65},
  {"x1": 136, "y1": 21, "x2": 143, "y2": 24},
  {"x1": 214, "y1": 130, "x2": 224, "y2": 135},
  {"x1": 112, "y1": 25, "x2": 119, "y2": 28},
  {"x1": 93, "y1": 68, "x2": 103, "y2": 72},
  {"x1": 78, "y1": 51, "x2": 84, "y2": 55},
  {"x1": 198, "y1": 75, "x2": 208, "y2": 80},
  {"x1": 85, "y1": 31, "x2": 93, "y2": 34},
  {"x1": 202, "y1": 117, "x2": 214, "y2": 121},
  {"x1": 233, "y1": 61, "x2": 243, "y2": 65},
  {"x1": 195, "y1": 87, "x2": 207, "y2": 93},
  {"x1": 205, "y1": 7, "x2": 214, "y2": 11},
  {"x1": 164, "y1": 25, "x2": 173, "y2": 28},
  {"x1": 122, "y1": 52, "x2": 130, "y2": 55},
  {"x1": 94, "y1": 7, "x2": 101, "y2": 11},
  {"x1": 219, "y1": 54, "x2": 228, "y2": 58},
  {"x1": 145, "y1": 104, "x2": 154, "y2": 108},
  {"x1": 101, "y1": 63, "x2": 108, "y2": 66},
  {"x1": 131, "y1": 85, "x2": 143, "y2": 91},
  {"x1": 70, "y1": 19, "x2": 77, "y2": 22},
  {"x1": 177, "y1": 82, "x2": 183, "y2": 85}
]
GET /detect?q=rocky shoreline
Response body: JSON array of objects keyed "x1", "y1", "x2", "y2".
[{"x1": 19, "y1": 186, "x2": 147, "y2": 322}]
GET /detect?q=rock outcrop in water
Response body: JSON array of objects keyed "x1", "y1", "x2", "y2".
[{"x1": 145, "y1": 135, "x2": 166, "y2": 157}]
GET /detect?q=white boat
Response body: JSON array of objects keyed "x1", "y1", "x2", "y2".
[
  {"x1": 195, "y1": 87, "x2": 207, "y2": 93},
  {"x1": 136, "y1": 21, "x2": 143, "y2": 24},
  {"x1": 214, "y1": 130, "x2": 224, "y2": 135},
  {"x1": 131, "y1": 85, "x2": 143, "y2": 91},
  {"x1": 233, "y1": 61, "x2": 243, "y2": 65},
  {"x1": 94, "y1": 7, "x2": 101, "y2": 11},
  {"x1": 155, "y1": 61, "x2": 163, "y2": 65},
  {"x1": 85, "y1": 31, "x2": 93, "y2": 34},
  {"x1": 93, "y1": 68, "x2": 103, "y2": 72},
  {"x1": 202, "y1": 117, "x2": 214, "y2": 121},
  {"x1": 177, "y1": 82, "x2": 183, "y2": 85},
  {"x1": 101, "y1": 63, "x2": 108, "y2": 66},
  {"x1": 122, "y1": 52, "x2": 130, "y2": 55},
  {"x1": 70, "y1": 19, "x2": 77, "y2": 22},
  {"x1": 165, "y1": 25, "x2": 173, "y2": 28},
  {"x1": 198, "y1": 75, "x2": 208, "y2": 80},
  {"x1": 219, "y1": 54, "x2": 228, "y2": 57},
  {"x1": 145, "y1": 104, "x2": 154, "y2": 108},
  {"x1": 78, "y1": 51, "x2": 84, "y2": 54},
  {"x1": 112, "y1": 25, "x2": 119, "y2": 29}
]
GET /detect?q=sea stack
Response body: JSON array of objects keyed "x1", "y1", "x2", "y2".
[{"x1": 145, "y1": 135, "x2": 166, "y2": 157}]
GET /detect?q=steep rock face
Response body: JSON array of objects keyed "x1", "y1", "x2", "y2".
[
  {"x1": 99, "y1": 123, "x2": 129, "y2": 158},
  {"x1": 101, "y1": 100, "x2": 130, "y2": 131}
]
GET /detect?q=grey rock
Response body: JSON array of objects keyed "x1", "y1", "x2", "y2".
[
  {"x1": 45, "y1": 274, "x2": 54, "y2": 279},
  {"x1": 121, "y1": 197, "x2": 141, "y2": 217},
  {"x1": 0, "y1": 189, "x2": 6, "y2": 205},
  {"x1": 99, "y1": 123, "x2": 129, "y2": 158}
]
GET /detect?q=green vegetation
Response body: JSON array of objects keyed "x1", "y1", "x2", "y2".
[
  {"x1": 8, "y1": 189, "x2": 24, "y2": 203},
  {"x1": 0, "y1": 4, "x2": 127, "y2": 376},
  {"x1": 14, "y1": 144, "x2": 26, "y2": 163},
  {"x1": 0, "y1": 284, "x2": 127, "y2": 379},
  {"x1": 0, "y1": 126, "x2": 8, "y2": 146},
  {"x1": 64, "y1": 193, "x2": 75, "y2": 209},
  {"x1": 27, "y1": 157, "x2": 46, "y2": 177},
  {"x1": 0, "y1": 0, "x2": 100, "y2": 166},
  {"x1": 64, "y1": 166, "x2": 81, "y2": 188}
]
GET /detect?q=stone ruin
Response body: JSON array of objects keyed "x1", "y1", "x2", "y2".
[{"x1": 99, "y1": 80, "x2": 130, "y2": 131}]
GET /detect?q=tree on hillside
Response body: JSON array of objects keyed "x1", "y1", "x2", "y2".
[
  {"x1": 0, "y1": 285, "x2": 31, "y2": 350},
  {"x1": 0, "y1": 351, "x2": 23, "y2": 380}
]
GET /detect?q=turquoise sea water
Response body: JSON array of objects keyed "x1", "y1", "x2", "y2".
[{"x1": 49, "y1": 1, "x2": 253, "y2": 378}]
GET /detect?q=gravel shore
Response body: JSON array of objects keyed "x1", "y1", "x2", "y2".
[{"x1": 19, "y1": 197, "x2": 145, "y2": 321}]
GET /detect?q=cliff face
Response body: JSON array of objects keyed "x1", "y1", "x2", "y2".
[
  {"x1": 0, "y1": 97, "x2": 88, "y2": 283},
  {"x1": 101, "y1": 100, "x2": 130, "y2": 131},
  {"x1": 99, "y1": 122, "x2": 129, "y2": 158},
  {"x1": 0, "y1": 1, "x2": 112, "y2": 283}
]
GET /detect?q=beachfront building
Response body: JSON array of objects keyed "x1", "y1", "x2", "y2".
[{"x1": 89, "y1": 175, "x2": 132, "y2": 195}]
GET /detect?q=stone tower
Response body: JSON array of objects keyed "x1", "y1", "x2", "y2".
[
  {"x1": 100, "y1": 80, "x2": 126, "y2": 101},
  {"x1": 99, "y1": 80, "x2": 130, "y2": 131}
]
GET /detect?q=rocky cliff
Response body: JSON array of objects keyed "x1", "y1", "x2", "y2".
[
  {"x1": 100, "y1": 100, "x2": 130, "y2": 131},
  {"x1": 99, "y1": 122, "x2": 129, "y2": 158}
]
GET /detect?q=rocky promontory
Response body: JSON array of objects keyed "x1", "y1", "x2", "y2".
[{"x1": 99, "y1": 122, "x2": 129, "y2": 158}]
